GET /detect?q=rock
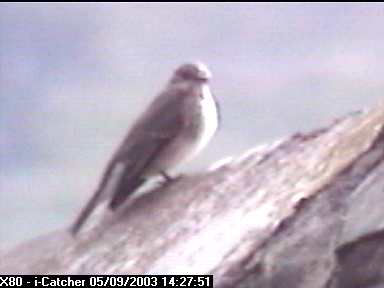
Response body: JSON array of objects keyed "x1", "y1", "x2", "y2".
[{"x1": 1, "y1": 103, "x2": 384, "y2": 288}]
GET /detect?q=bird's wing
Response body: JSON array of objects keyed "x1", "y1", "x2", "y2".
[
  {"x1": 70, "y1": 87, "x2": 187, "y2": 235},
  {"x1": 113, "y1": 87, "x2": 187, "y2": 172},
  {"x1": 108, "y1": 87, "x2": 187, "y2": 208}
]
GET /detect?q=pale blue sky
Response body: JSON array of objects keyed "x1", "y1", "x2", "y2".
[{"x1": 1, "y1": 3, "x2": 384, "y2": 246}]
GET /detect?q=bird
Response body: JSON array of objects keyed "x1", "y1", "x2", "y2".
[{"x1": 70, "y1": 62, "x2": 220, "y2": 235}]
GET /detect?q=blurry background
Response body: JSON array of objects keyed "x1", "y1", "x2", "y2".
[{"x1": 1, "y1": 3, "x2": 383, "y2": 247}]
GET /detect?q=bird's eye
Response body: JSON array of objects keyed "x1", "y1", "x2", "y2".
[{"x1": 181, "y1": 69, "x2": 195, "y2": 80}]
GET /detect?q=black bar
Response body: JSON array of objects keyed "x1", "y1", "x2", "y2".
[{"x1": 0, "y1": 275, "x2": 213, "y2": 288}]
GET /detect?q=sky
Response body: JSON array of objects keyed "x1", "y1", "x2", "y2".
[{"x1": 1, "y1": 3, "x2": 384, "y2": 247}]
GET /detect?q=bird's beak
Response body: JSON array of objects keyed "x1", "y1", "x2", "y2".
[
  {"x1": 197, "y1": 70, "x2": 212, "y2": 81},
  {"x1": 195, "y1": 62, "x2": 212, "y2": 81}
]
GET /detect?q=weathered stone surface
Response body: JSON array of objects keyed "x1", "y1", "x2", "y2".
[{"x1": 1, "y1": 103, "x2": 383, "y2": 288}]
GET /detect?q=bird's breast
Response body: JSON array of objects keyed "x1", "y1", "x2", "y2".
[
  {"x1": 192, "y1": 84, "x2": 219, "y2": 152},
  {"x1": 169, "y1": 83, "x2": 218, "y2": 165},
  {"x1": 144, "y1": 84, "x2": 218, "y2": 175}
]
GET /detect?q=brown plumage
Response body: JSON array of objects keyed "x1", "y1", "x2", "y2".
[{"x1": 70, "y1": 62, "x2": 219, "y2": 235}]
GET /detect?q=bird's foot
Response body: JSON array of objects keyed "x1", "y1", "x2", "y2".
[
  {"x1": 160, "y1": 171, "x2": 183, "y2": 183},
  {"x1": 160, "y1": 171, "x2": 174, "y2": 182}
]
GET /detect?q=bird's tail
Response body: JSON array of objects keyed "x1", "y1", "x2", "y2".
[
  {"x1": 70, "y1": 187, "x2": 104, "y2": 235},
  {"x1": 70, "y1": 163, "x2": 146, "y2": 235},
  {"x1": 109, "y1": 174, "x2": 145, "y2": 211},
  {"x1": 70, "y1": 163, "x2": 115, "y2": 236}
]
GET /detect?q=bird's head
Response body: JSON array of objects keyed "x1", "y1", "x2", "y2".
[{"x1": 170, "y1": 62, "x2": 212, "y2": 84}]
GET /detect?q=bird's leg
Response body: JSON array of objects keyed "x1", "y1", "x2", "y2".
[
  {"x1": 159, "y1": 171, "x2": 184, "y2": 189},
  {"x1": 160, "y1": 171, "x2": 174, "y2": 182}
]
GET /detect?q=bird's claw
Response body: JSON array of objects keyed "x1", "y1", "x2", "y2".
[{"x1": 160, "y1": 171, "x2": 183, "y2": 183}]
